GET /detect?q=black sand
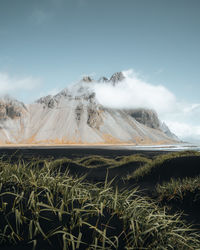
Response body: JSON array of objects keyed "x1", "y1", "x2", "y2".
[{"x1": 0, "y1": 146, "x2": 170, "y2": 161}]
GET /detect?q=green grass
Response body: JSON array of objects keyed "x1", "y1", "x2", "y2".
[
  {"x1": 75, "y1": 155, "x2": 117, "y2": 168},
  {"x1": 75, "y1": 154, "x2": 151, "y2": 169},
  {"x1": 128, "y1": 151, "x2": 200, "y2": 183},
  {"x1": 111, "y1": 154, "x2": 151, "y2": 168},
  {"x1": 156, "y1": 176, "x2": 200, "y2": 203},
  {"x1": 156, "y1": 176, "x2": 200, "y2": 227},
  {"x1": 0, "y1": 157, "x2": 200, "y2": 249},
  {"x1": 115, "y1": 154, "x2": 151, "y2": 164},
  {"x1": 38, "y1": 155, "x2": 151, "y2": 182}
]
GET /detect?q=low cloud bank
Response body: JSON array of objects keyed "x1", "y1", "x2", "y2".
[
  {"x1": 93, "y1": 70, "x2": 200, "y2": 143},
  {"x1": 166, "y1": 104, "x2": 200, "y2": 143},
  {"x1": 93, "y1": 70, "x2": 177, "y2": 114}
]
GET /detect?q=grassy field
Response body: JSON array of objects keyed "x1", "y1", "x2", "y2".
[
  {"x1": 0, "y1": 151, "x2": 200, "y2": 249},
  {"x1": 128, "y1": 151, "x2": 200, "y2": 183},
  {"x1": 156, "y1": 176, "x2": 200, "y2": 226}
]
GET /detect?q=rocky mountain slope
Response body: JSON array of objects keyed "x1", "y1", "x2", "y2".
[{"x1": 0, "y1": 73, "x2": 178, "y2": 144}]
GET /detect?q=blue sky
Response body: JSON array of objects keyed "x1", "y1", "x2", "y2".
[{"x1": 0, "y1": 0, "x2": 200, "y2": 141}]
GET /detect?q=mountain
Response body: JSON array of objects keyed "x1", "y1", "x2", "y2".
[
  {"x1": 126, "y1": 108, "x2": 178, "y2": 140},
  {"x1": 0, "y1": 72, "x2": 178, "y2": 145}
]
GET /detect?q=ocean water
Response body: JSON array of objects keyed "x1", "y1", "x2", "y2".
[{"x1": 125, "y1": 143, "x2": 200, "y2": 152}]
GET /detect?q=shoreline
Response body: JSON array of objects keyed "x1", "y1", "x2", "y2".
[
  {"x1": 0, "y1": 142, "x2": 198, "y2": 151},
  {"x1": 0, "y1": 143, "x2": 198, "y2": 161}
]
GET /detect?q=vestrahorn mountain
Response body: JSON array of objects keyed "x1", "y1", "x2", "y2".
[{"x1": 0, "y1": 72, "x2": 178, "y2": 145}]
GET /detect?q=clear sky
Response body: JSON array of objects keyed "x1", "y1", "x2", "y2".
[{"x1": 0, "y1": 0, "x2": 200, "y2": 141}]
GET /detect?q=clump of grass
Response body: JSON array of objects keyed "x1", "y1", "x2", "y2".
[
  {"x1": 106, "y1": 155, "x2": 152, "y2": 180},
  {"x1": 114, "y1": 154, "x2": 151, "y2": 166},
  {"x1": 156, "y1": 176, "x2": 200, "y2": 227},
  {"x1": 128, "y1": 151, "x2": 200, "y2": 183},
  {"x1": 0, "y1": 157, "x2": 200, "y2": 249},
  {"x1": 75, "y1": 154, "x2": 151, "y2": 169},
  {"x1": 47, "y1": 155, "x2": 151, "y2": 182},
  {"x1": 115, "y1": 153, "x2": 151, "y2": 162},
  {"x1": 48, "y1": 158, "x2": 87, "y2": 176},
  {"x1": 156, "y1": 176, "x2": 200, "y2": 203},
  {"x1": 75, "y1": 155, "x2": 117, "y2": 168}
]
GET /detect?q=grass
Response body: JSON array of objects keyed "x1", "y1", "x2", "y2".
[
  {"x1": 155, "y1": 176, "x2": 200, "y2": 229},
  {"x1": 156, "y1": 176, "x2": 200, "y2": 201},
  {"x1": 0, "y1": 157, "x2": 200, "y2": 249},
  {"x1": 39, "y1": 154, "x2": 151, "y2": 182},
  {"x1": 156, "y1": 176, "x2": 200, "y2": 212},
  {"x1": 114, "y1": 154, "x2": 151, "y2": 164},
  {"x1": 75, "y1": 155, "x2": 117, "y2": 168},
  {"x1": 128, "y1": 151, "x2": 200, "y2": 183}
]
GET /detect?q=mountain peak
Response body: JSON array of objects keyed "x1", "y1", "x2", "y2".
[
  {"x1": 81, "y1": 76, "x2": 93, "y2": 83},
  {"x1": 98, "y1": 77, "x2": 109, "y2": 83},
  {"x1": 110, "y1": 72, "x2": 125, "y2": 85}
]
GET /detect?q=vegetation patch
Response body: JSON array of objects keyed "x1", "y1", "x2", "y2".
[
  {"x1": 157, "y1": 176, "x2": 200, "y2": 201},
  {"x1": 45, "y1": 155, "x2": 151, "y2": 182},
  {"x1": 156, "y1": 176, "x2": 200, "y2": 227},
  {"x1": 75, "y1": 155, "x2": 117, "y2": 168},
  {"x1": 157, "y1": 176, "x2": 200, "y2": 207},
  {"x1": 0, "y1": 158, "x2": 199, "y2": 249},
  {"x1": 115, "y1": 154, "x2": 151, "y2": 162},
  {"x1": 128, "y1": 151, "x2": 200, "y2": 183}
]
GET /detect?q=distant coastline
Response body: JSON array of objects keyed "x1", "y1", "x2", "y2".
[{"x1": 0, "y1": 142, "x2": 199, "y2": 152}]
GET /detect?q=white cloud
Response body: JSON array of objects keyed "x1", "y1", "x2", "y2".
[
  {"x1": 166, "y1": 121, "x2": 200, "y2": 143},
  {"x1": 163, "y1": 102, "x2": 200, "y2": 143},
  {"x1": 92, "y1": 69, "x2": 200, "y2": 143},
  {"x1": 93, "y1": 69, "x2": 177, "y2": 114},
  {"x1": 0, "y1": 72, "x2": 42, "y2": 99}
]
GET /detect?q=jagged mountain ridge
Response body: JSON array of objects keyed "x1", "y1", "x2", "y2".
[{"x1": 0, "y1": 72, "x2": 178, "y2": 144}]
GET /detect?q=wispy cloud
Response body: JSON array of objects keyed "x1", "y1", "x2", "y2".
[{"x1": 0, "y1": 72, "x2": 42, "y2": 98}]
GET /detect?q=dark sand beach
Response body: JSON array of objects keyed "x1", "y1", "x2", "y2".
[{"x1": 0, "y1": 145, "x2": 173, "y2": 161}]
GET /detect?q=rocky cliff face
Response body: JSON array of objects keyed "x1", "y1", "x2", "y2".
[
  {"x1": 0, "y1": 96, "x2": 28, "y2": 143},
  {"x1": 0, "y1": 96, "x2": 26, "y2": 120},
  {"x1": 0, "y1": 73, "x2": 178, "y2": 144},
  {"x1": 125, "y1": 109, "x2": 160, "y2": 129},
  {"x1": 125, "y1": 108, "x2": 178, "y2": 140}
]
